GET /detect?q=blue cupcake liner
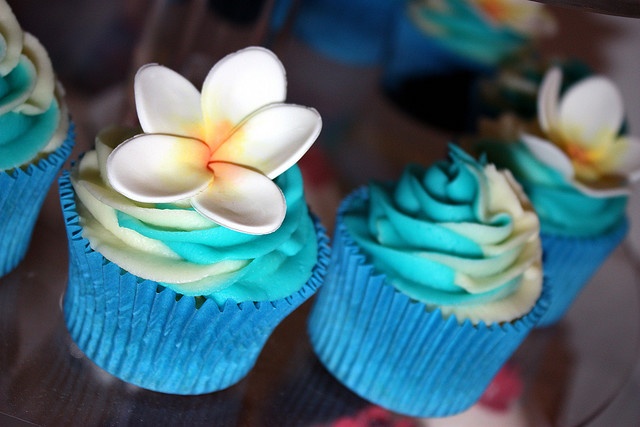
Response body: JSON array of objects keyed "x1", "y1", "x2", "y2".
[
  {"x1": 382, "y1": 6, "x2": 494, "y2": 91},
  {"x1": 291, "y1": 0, "x2": 400, "y2": 65},
  {"x1": 0, "y1": 123, "x2": 75, "y2": 277},
  {"x1": 536, "y1": 218, "x2": 628, "y2": 327},
  {"x1": 59, "y1": 172, "x2": 330, "y2": 395},
  {"x1": 308, "y1": 188, "x2": 549, "y2": 417}
]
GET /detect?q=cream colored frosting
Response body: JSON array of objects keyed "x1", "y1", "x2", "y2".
[
  {"x1": 0, "y1": 0, "x2": 68, "y2": 170},
  {"x1": 345, "y1": 146, "x2": 542, "y2": 324},
  {"x1": 72, "y1": 128, "x2": 318, "y2": 304}
]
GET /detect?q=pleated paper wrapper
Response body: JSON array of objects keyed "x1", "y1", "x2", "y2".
[
  {"x1": 308, "y1": 188, "x2": 549, "y2": 417},
  {"x1": 0, "y1": 124, "x2": 75, "y2": 277},
  {"x1": 59, "y1": 172, "x2": 330, "y2": 395}
]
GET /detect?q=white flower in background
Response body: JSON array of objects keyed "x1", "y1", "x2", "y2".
[
  {"x1": 521, "y1": 67, "x2": 640, "y2": 196},
  {"x1": 107, "y1": 47, "x2": 322, "y2": 234}
]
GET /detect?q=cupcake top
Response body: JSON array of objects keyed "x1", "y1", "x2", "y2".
[
  {"x1": 71, "y1": 47, "x2": 322, "y2": 305},
  {"x1": 477, "y1": 67, "x2": 640, "y2": 236},
  {"x1": 0, "y1": 0, "x2": 69, "y2": 171},
  {"x1": 407, "y1": 0, "x2": 555, "y2": 69},
  {"x1": 477, "y1": 55, "x2": 593, "y2": 121},
  {"x1": 344, "y1": 145, "x2": 542, "y2": 325}
]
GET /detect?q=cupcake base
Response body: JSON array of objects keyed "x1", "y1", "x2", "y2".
[
  {"x1": 536, "y1": 218, "x2": 628, "y2": 327},
  {"x1": 59, "y1": 172, "x2": 329, "y2": 395},
  {"x1": 308, "y1": 190, "x2": 549, "y2": 417},
  {"x1": 0, "y1": 125, "x2": 75, "y2": 277}
]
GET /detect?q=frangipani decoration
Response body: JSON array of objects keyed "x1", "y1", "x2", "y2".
[
  {"x1": 521, "y1": 67, "x2": 640, "y2": 197},
  {"x1": 107, "y1": 47, "x2": 322, "y2": 234},
  {"x1": 470, "y1": 0, "x2": 555, "y2": 37}
]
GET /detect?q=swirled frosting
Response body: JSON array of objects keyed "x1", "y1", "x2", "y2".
[
  {"x1": 344, "y1": 145, "x2": 542, "y2": 324},
  {"x1": 477, "y1": 67, "x2": 637, "y2": 237},
  {"x1": 478, "y1": 140, "x2": 627, "y2": 237},
  {"x1": 71, "y1": 127, "x2": 318, "y2": 305},
  {"x1": 408, "y1": 0, "x2": 555, "y2": 69},
  {"x1": 0, "y1": 0, "x2": 68, "y2": 170}
]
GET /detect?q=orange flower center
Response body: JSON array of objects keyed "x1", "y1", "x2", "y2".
[
  {"x1": 565, "y1": 143, "x2": 593, "y2": 167},
  {"x1": 476, "y1": 0, "x2": 508, "y2": 22}
]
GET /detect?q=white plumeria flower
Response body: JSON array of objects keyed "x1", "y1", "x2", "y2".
[
  {"x1": 107, "y1": 47, "x2": 322, "y2": 234},
  {"x1": 521, "y1": 67, "x2": 640, "y2": 197}
]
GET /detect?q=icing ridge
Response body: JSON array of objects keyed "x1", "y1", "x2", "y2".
[
  {"x1": 408, "y1": 0, "x2": 555, "y2": 67},
  {"x1": 477, "y1": 67, "x2": 640, "y2": 236},
  {"x1": 0, "y1": 0, "x2": 68, "y2": 170},
  {"x1": 478, "y1": 140, "x2": 628, "y2": 236},
  {"x1": 344, "y1": 145, "x2": 542, "y2": 324},
  {"x1": 72, "y1": 129, "x2": 318, "y2": 305}
]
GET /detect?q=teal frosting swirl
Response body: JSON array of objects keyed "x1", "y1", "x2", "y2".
[
  {"x1": 409, "y1": 1, "x2": 529, "y2": 68},
  {"x1": 72, "y1": 138, "x2": 318, "y2": 306},
  {"x1": 479, "y1": 140, "x2": 627, "y2": 237},
  {"x1": 0, "y1": 14, "x2": 63, "y2": 170},
  {"x1": 343, "y1": 146, "x2": 541, "y2": 323}
]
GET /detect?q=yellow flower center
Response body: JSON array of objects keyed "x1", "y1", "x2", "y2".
[
  {"x1": 206, "y1": 120, "x2": 236, "y2": 152},
  {"x1": 565, "y1": 143, "x2": 593, "y2": 167}
]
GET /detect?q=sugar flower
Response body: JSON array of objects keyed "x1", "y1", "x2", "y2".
[
  {"x1": 470, "y1": 0, "x2": 556, "y2": 37},
  {"x1": 107, "y1": 47, "x2": 322, "y2": 234},
  {"x1": 521, "y1": 67, "x2": 640, "y2": 197}
]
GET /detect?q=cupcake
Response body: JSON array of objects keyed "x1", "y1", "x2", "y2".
[
  {"x1": 382, "y1": 0, "x2": 555, "y2": 132},
  {"x1": 477, "y1": 67, "x2": 640, "y2": 326},
  {"x1": 281, "y1": 0, "x2": 402, "y2": 66},
  {"x1": 60, "y1": 46, "x2": 329, "y2": 395},
  {"x1": 308, "y1": 145, "x2": 549, "y2": 417},
  {"x1": 0, "y1": 0, "x2": 74, "y2": 277}
]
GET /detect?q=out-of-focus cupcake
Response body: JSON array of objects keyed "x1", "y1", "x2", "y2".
[
  {"x1": 383, "y1": 0, "x2": 555, "y2": 133},
  {"x1": 273, "y1": 0, "x2": 402, "y2": 66},
  {"x1": 60, "y1": 46, "x2": 329, "y2": 395},
  {"x1": 477, "y1": 67, "x2": 640, "y2": 326},
  {"x1": 0, "y1": 0, "x2": 75, "y2": 277},
  {"x1": 308, "y1": 145, "x2": 549, "y2": 417},
  {"x1": 476, "y1": 55, "x2": 592, "y2": 122}
]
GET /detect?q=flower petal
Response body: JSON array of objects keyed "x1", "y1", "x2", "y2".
[
  {"x1": 537, "y1": 67, "x2": 562, "y2": 134},
  {"x1": 572, "y1": 177, "x2": 629, "y2": 198},
  {"x1": 134, "y1": 64, "x2": 204, "y2": 138},
  {"x1": 213, "y1": 103, "x2": 322, "y2": 179},
  {"x1": 521, "y1": 132, "x2": 574, "y2": 178},
  {"x1": 602, "y1": 136, "x2": 640, "y2": 178},
  {"x1": 107, "y1": 134, "x2": 212, "y2": 203},
  {"x1": 192, "y1": 162, "x2": 286, "y2": 235},
  {"x1": 201, "y1": 47, "x2": 286, "y2": 148},
  {"x1": 558, "y1": 75, "x2": 624, "y2": 147}
]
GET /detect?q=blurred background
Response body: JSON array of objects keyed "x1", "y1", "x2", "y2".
[{"x1": 3, "y1": 1, "x2": 640, "y2": 425}]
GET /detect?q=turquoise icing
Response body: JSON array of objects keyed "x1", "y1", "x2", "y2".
[
  {"x1": 344, "y1": 146, "x2": 537, "y2": 307},
  {"x1": 75, "y1": 160, "x2": 318, "y2": 306},
  {"x1": 410, "y1": 2, "x2": 528, "y2": 68},
  {"x1": 479, "y1": 140, "x2": 627, "y2": 237},
  {"x1": 0, "y1": 53, "x2": 61, "y2": 171},
  {"x1": 0, "y1": 100, "x2": 60, "y2": 169}
]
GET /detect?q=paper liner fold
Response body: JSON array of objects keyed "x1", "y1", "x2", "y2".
[
  {"x1": 0, "y1": 124, "x2": 75, "y2": 277},
  {"x1": 536, "y1": 219, "x2": 628, "y2": 327},
  {"x1": 59, "y1": 172, "x2": 329, "y2": 395},
  {"x1": 308, "y1": 189, "x2": 549, "y2": 417}
]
